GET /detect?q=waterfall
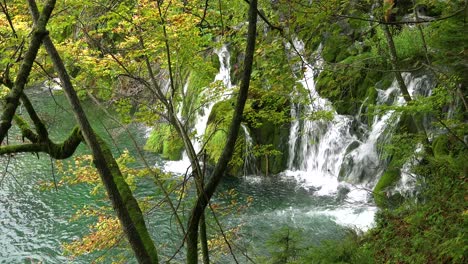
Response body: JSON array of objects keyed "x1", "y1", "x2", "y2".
[
  {"x1": 285, "y1": 40, "x2": 356, "y2": 196},
  {"x1": 241, "y1": 124, "x2": 258, "y2": 176},
  {"x1": 285, "y1": 43, "x2": 434, "y2": 203},
  {"x1": 164, "y1": 44, "x2": 233, "y2": 173},
  {"x1": 192, "y1": 44, "x2": 233, "y2": 153},
  {"x1": 283, "y1": 41, "x2": 434, "y2": 232}
]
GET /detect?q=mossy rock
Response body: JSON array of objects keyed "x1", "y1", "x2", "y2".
[
  {"x1": 315, "y1": 66, "x2": 362, "y2": 115},
  {"x1": 322, "y1": 35, "x2": 351, "y2": 63},
  {"x1": 204, "y1": 123, "x2": 248, "y2": 176},
  {"x1": 251, "y1": 119, "x2": 290, "y2": 175},
  {"x1": 205, "y1": 100, "x2": 234, "y2": 164},
  {"x1": 432, "y1": 134, "x2": 450, "y2": 158},
  {"x1": 210, "y1": 51, "x2": 221, "y2": 71},
  {"x1": 373, "y1": 165, "x2": 401, "y2": 208},
  {"x1": 398, "y1": 114, "x2": 419, "y2": 134},
  {"x1": 204, "y1": 100, "x2": 247, "y2": 176},
  {"x1": 144, "y1": 124, "x2": 184, "y2": 160},
  {"x1": 207, "y1": 100, "x2": 234, "y2": 125},
  {"x1": 245, "y1": 91, "x2": 291, "y2": 175},
  {"x1": 182, "y1": 58, "x2": 218, "y2": 127}
]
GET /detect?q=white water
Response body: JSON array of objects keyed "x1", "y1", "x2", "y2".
[
  {"x1": 283, "y1": 41, "x2": 434, "y2": 230},
  {"x1": 241, "y1": 124, "x2": 258, "y2": 176},
  {"x1": 162, "y1": 41, "x2": 433, "y2": 232},
  {"x1": 164, "y1": 44, "x2": 233, "y2": 174},
  {"x1": 42, "y1": 77, "x2": 62, "y2": 91}
]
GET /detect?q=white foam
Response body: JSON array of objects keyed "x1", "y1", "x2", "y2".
[
  {"x1": 314, "y1": 206, "x2": 377, "y2": 231},
  {"x1": 163, "y1": 152, "x2": 191, "y2": 175}
]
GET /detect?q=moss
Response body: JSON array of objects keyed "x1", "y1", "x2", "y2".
[
  {"x1": 373, "y1": 165, "x2": 401, "y2": 208},
  {"x1": 432, "y1": 135, "x2": 450, "y2": 158},
  {"x1": 245, "y1": 91, "x2": 291, "y2": 175},
  {"x1": 204, "y1": 127, "x2": 227, "y2": 163},
  {"x1": 250, "y1": 119, "x2": 289, "y2": 175},
  {"x1": 204, "y1": 100, "x2": 246, "y2": 176},
  {"x1": 210, "y1": 52, "x2": 220, "y2": 70},
  {"x1": 315, "y1": 67, "x2": 361, "y2": 115},
  {"x1": 204, "y1": 123, "x2": 246, "y2": 176},
  {"x1": 207, "y1": 100, "x2": 233, "y2": 125},
  {"x1": 96, "y1": 136, "x2": 159, "y2": 262},
  {"x1": 181, "y1": 56, "x2": 218, "y2": 127},
  {"x1": 144, "y1": 124, "x2": 184, "y2": 160},
  {"x1": 322, "y1": 35, "x2": 351, "y2": 63}
]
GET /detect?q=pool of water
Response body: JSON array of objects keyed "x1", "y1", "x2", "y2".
[{"x1": 0, "y1": 91, "x2": 376, "y2": 263}]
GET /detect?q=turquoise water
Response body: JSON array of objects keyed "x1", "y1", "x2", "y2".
[
  {"x1": 0, "y1": 90, "x2": 155, "y2": 263},
  {"x1": 0, "y1": 90, "x2": 366, "y2": 263}
]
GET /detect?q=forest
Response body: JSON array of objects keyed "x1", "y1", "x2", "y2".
[{"x1": 0, "y1": 0, "x2": 466, "y2": 263}]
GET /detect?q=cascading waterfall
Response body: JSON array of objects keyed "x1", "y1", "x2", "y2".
[
  {"x1": 192, "y1": 44, "x2": 233, "y2": 153},
  {"x1": 241, "y1": 124, "x2": 258, "y2": 176},
  {"x1": 283, "y1": 40, "x2": 434, "y2": 229},
  {"x1": 162, "y1": 39, "x2": 434, "y2": 231},
  {"x1": 285, "y1": 41, "x2": 357, "y2": 196},
  {"x1": 164, "y1": 44, "x2": 233, "y2": 173}
]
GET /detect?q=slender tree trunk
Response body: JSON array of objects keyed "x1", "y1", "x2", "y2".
[
  {"x1": 382, "y1": 25, "x2": 413, "y2": 102},
  {"x1": 381, "y1": 15, "x2": 432, "y2": 155},
  {"x1": 199, "y1": 150, "x2": 210, "y2": 264},
  {"x1": 0, "y1": 0, "x2": 55, "y2": 144},
  {"x1": 28, "y1": 1, "x2": 159, "y2": 263},
  {"x1": 186, "y1": 0, "x2": 258, "y2": 262}
]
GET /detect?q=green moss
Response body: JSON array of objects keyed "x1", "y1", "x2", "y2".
[
  {"x1": 373, "y1": 165, "x2": 401, "y2": 208},
  {"x1": 432, "y1": 135, "x2": 450, "y2": 158},
  {"x1": 322, "y1": 35, "x2": 351, "y2": 63},
  {"x1": 181, "y1": 57, "x2": 218, "y2": 126},
  {"x1": 203, "y1": 100, "x2": 246, "y2": 176},
  {"x1": 207, "y1": 100, "x2": 233, "y2": 125},
  {"x1": 144, "y1": 124, "x2": 184, "y2": 160},
  {"x1": 204, "y1": 127, "x2": 228, "y2": 163},
  {"x1": 97, "y1": 136, "x2": 159, "y2": 262}
]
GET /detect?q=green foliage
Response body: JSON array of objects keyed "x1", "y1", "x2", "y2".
[
  {"x1": 365, "y1": 145, "x2": 468, "y2": 263},
  {"x1": 373, "y1": 165, "x2": 401, "y2": 208},
  {"x1": 303, "y1": 231, "x2": 373, "y2": 264},
  {"x1": 262, "y1": 227, "x2": 305, "y2": 264},
  {"x1": 260, "y1": 227, "x2": 373, "y2": 264},
  {"x1": 205, "y1": 127, "x2": 228, "y2": 163},
  {"x1": 322, "y1": 34, "x2": 351, "y2": 63},
  {"x1": 203, "y1": 100, "x2": 248, "y2": 175},
  {"x1": 144, "y1": 124, "x2": 184, "y2": 160},
  {"x1": 426, "y1": 16, "x2": 468, "y2": 80},
  {"x1": 244, "y1": 87, "x2": 291, "y2": 127}
]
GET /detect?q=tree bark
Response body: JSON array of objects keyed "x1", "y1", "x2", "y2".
[
  {"x1": 0, "y1": 0, "x2": 55, "y2": 144},
  {"x1": 380, "y1": 7, "x2": 432, "y2": 155},
  {"x1": 186, "y1": 0, "x2": 258, "y2": 262},
  {"x1": 27, "y1": 1, "x2": 159, "y2": 263},
  {"x1": 382, "y1": 25, "x2": 413, "y2": 102}
]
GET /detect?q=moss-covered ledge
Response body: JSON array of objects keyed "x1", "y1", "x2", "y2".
[
  {"x1": 373, "y1": 160, "x2": 402, "y2": 208},
  {"x1": 0, "y1": 116, "x2": 83, "y2": 160}
]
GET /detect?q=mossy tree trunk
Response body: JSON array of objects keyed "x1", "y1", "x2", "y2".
[
  {"x1": 28, "y1": 1, "x2": 159, "y2": 263},
  {"x1": 0, "y1": 0, "x2": 55, "y2": 143},
  {"x1": 186, "y1": 0, "x2": 258, "y2": 263}
]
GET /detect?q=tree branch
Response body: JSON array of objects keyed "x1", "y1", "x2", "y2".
[
  {"x1": 28, "y1": 0, "x2": 159, "y2": 262},
  {"x1": 186, "y1": 0, "x2": 258, "y2": 262},
  {"x1": 0, "y1": 0, "x2": 55, "y2": 144}
]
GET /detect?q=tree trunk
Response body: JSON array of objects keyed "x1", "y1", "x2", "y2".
[
  {"x1": 0, "y1": 0, "x2": 55, "y2": 144},
  {"x1": 381, "y1": 11, "x2": 432, "y2": 155},
  {"x1": 186, "y1": 0, "x2": 258, "y2": 263},
  {"x1": 28, "y1": 1, "x2": 159, "y2": 263}
]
